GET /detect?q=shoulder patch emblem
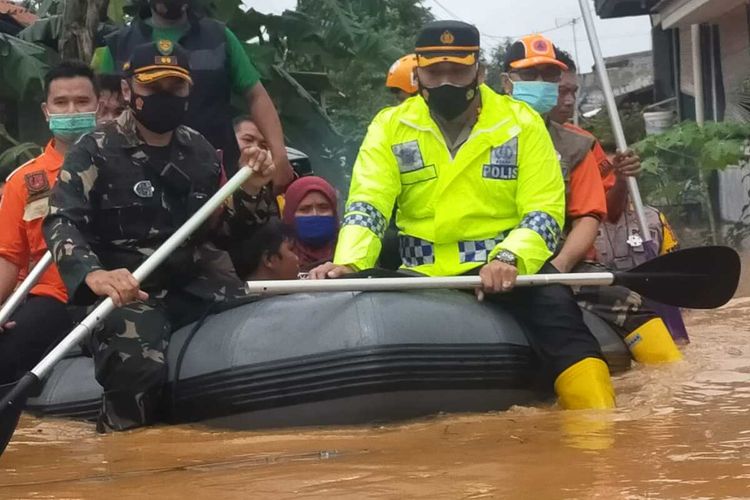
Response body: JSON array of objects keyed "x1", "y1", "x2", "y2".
[
  {"x1": 24, "y1": 171, "x2": 49, "y2": 194},
  {"x1": 133, "y1": 180, "x2": 155, "y2": 198}
]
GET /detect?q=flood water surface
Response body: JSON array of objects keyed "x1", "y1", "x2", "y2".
[{"x1": 2, "y1": 299, "x2": 750, "y2": 498}]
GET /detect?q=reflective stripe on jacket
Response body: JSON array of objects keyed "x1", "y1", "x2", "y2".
[{"x1": 333, "y1": 84, "x2": 565, "y2": 276}]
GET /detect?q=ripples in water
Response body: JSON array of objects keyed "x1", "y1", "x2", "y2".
[{"x1": 2, "y1": 302, "x2": 750, "y2": 498}]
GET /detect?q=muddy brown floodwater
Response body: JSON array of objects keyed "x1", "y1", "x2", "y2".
[{"x1": 2, "y1": 299, "x2": 750, "y2": 499}]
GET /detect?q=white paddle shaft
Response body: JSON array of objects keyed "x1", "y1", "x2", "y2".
[
  {"x1": 32, "y1": 165, "x2": 254, "y2": 378},
  {"x1": 245, "y1": 272, "x2": 616, "y2": 295},
  {"x1": 0, "y1": 251, "x2": 53, "y2": 325},
  {"x1": 578, "y1": 0, "x2": 651, "y2": 242}
]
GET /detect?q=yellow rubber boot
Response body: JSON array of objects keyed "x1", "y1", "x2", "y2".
[
  {"x1": 624, "y1": 318, "x2": 683, "y2": 364},
  {"x1": 554, "y1": 357, "x2": 615, "y2": 410}
]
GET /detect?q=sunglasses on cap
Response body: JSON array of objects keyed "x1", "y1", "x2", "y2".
[{"x1": 510, "y1": 66, "x2": 563, "y2": 83}]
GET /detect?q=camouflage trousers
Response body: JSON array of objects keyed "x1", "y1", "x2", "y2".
[
  {"x1": 92, "y1": 289, "x2": 211, "y2": 432},
  {"x1": 573, "y1": 262, "x2": 658, "y2": 338}
]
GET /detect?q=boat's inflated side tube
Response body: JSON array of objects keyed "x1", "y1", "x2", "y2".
[{"x1": 26, "y1": 291, "x2": 630, "y2": 427}]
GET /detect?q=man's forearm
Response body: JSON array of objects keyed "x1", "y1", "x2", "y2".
[
  {"x1": 0, "y1": 256, "x2": 20, "y2": 304},
  {"x1": 245, "y1": 83, "x2": 294, "y2": 189},
  {"x1": 551, "y1": 216, "x2": 600, "y2": 273},
  {"x1": 606, "y1": 177, "x2": 629, "y2": 222},
  {"x1": 43, "y1": 216, "x2": 103, "y2": 304}
]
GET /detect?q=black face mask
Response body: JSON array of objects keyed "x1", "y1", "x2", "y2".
[
  {"x1": 130, "y1": 91, "x2": 188, "y2": 134},
  {"x1": 421, "y1": 78, "x2": 478, "y2": 121},
  {"x1": 150, "y1": 0, "x2": 187, "y2": 20}
]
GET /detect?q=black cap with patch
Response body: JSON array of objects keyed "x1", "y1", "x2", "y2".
[
  {"x1": 415, "y1": 20, "x2": 480, "y2": 67},
  {"x1": 122, "y1": 40, "x2": 193, "y2": 85}
]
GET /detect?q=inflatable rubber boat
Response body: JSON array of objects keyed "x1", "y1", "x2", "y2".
[{"x1": 26, "y1": 290, "x2": 631, "y2": 428}]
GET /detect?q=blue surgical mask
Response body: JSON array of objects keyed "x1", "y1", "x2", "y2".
[
  {"x1": 295, "y1": 215, "x2": 337, "y2": 248},
  {"x1": 48, "y1": 111, "x2": 97, "y2": 142},
  {"x1": 511, "y1": 81, "x2": 559, "y2": 114}
]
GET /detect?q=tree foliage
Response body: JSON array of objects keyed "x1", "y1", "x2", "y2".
[
  {"x1": 291, "y1": 0, "x2": 433, "y2": 143},
  {"x1": 484, "y1": 37, "x2": 513, "y2": 92},
  {"x1": 581, "y1": 103, "x2": 646, "y2": 152},
  {"x1": 2, "y1": 0, "x2": 434, "y2": 188},
  {"x1": 633, "y1": 120, "x2": 750, "y2": 244}
]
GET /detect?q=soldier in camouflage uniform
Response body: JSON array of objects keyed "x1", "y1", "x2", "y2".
[{"x1": 43, "y1": 41, "x2": 277, "y2": 431}]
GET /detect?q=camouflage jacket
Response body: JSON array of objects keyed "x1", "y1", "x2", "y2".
[{"x1": 43, "y1": 110, "x2": 276, "y2": 305}]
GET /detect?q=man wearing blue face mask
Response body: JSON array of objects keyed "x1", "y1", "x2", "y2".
[
  {"x1": 0, "y1": 61, "x2": 99, "y2": 384},
  {"x1": 501, "y1": 35, "x2": 608, "y2": 277},
  {"x1": 502, "y1": 37, "x2": 683, "y2": 365}
]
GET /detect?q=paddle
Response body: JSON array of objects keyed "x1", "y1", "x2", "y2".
[
  {"x1": 245, "y1": 246, "x2": 741, "y2": 310},
  {"x1": 0, "y1": 164, "x2": 256, "y2": 456},
  {"x1": 0, "y1": 252, "x2": 53, "y2": 326}
]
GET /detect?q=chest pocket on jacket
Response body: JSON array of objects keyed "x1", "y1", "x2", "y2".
[
  {"x1": 393, "y1": 140, "x2": 437, "y2": 219},
  {"x1": 95, "y1": 170, "x2": 164, "y2": 242}
]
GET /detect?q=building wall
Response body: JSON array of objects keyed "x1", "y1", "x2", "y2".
[
  {"x1": 677, "y1": 4, "x2": 750, "y2": 122},
  {"x1": 678, "y1": 26, "x2": 694, "y2": 95},
  {"x1": 716, "y1": 5, "x2": 750, "y2": 122},
  {"x1": 718, "y1": 141, "x2": 750, "y2": 224},
  {"x1": 578, "y1": 52, "x2": 654, "y2": 113}
]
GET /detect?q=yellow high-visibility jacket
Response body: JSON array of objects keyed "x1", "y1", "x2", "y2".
[{"x1": 334, "y1": 84, "x2": 565, "y2": 276}]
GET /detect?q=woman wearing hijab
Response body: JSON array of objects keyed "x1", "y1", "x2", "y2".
[{"x1": 282, "y1": 176, "x2": 339, "y2": 272}]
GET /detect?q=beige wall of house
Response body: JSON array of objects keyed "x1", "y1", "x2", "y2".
[
  {"x1": 675, "y1": 2, "x2": 749, "y2": 122},
  {"x1": 716, "y1": 5, "x2": 750, "y2": 122}
]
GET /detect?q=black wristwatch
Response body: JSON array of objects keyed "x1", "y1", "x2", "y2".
[{"x1": 494, "y1": 249, "x2": 517, "y2": 267}]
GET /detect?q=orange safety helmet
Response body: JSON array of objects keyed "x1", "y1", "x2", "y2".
[{"x1": 386, "y1": 54, "x2": 418, "y2": 95}]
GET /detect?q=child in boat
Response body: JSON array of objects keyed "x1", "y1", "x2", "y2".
[{"x1": 230, "y1": 219, "x2": 301, "y2": 282}]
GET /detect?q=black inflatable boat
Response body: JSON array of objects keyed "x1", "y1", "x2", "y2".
[{"x1": 26, "y1": 290, "x2": 630, "y2": 428}]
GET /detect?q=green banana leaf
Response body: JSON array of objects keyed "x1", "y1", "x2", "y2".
[
  {"x1": 17, "y1": 14, "x2": 63, "y2": 48},
  {"x1": 0, "y1": 33, "x2": 49, "y2": 100},
  {"x1": 0, "y1": 142, "x2": 43, "y2": 174}
]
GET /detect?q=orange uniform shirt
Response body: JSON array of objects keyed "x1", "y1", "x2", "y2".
[
  {"x1": 0, "y1": 141, "x2": 68, "y2": 303},
  {"x1": 558, "y1": 126, "x2": 607, "y2": 221},
  {"x1": 563, "y1": 123, "x2": 616, "y2": 192},
  {"x1": 566, "y1": 150, "x2": 608, "y2": 220}
]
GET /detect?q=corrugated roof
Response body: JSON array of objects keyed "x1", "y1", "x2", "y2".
[{"x1": 0, "y1": 0, "x2": 37, "y2": 27}]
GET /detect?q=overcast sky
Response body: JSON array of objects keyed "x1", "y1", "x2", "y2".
[{"x1": 244, "y1": 0, "x2": 653, "y2": 73}]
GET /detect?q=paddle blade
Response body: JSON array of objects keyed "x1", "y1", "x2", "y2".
[
  {"x1": 0, "y1": 372, "x2": 39, "y2": 456},
  {"x1": 614, "y1": 246, "x2": 741, "y2": 309}
]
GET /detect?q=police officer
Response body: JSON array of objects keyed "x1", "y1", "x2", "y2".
[
  {"x1": 93, "y1": 0, "x2": 293, "y2": 188},
  {"x1": 311, "y1": 21, "x2": 615, "y2": 410},
  {"x1": 502, "y1": 37, "x2": 682, "y2": 363},
  {"x1": 44, "y1": 41, "x2": 277, "y2": 431}
]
